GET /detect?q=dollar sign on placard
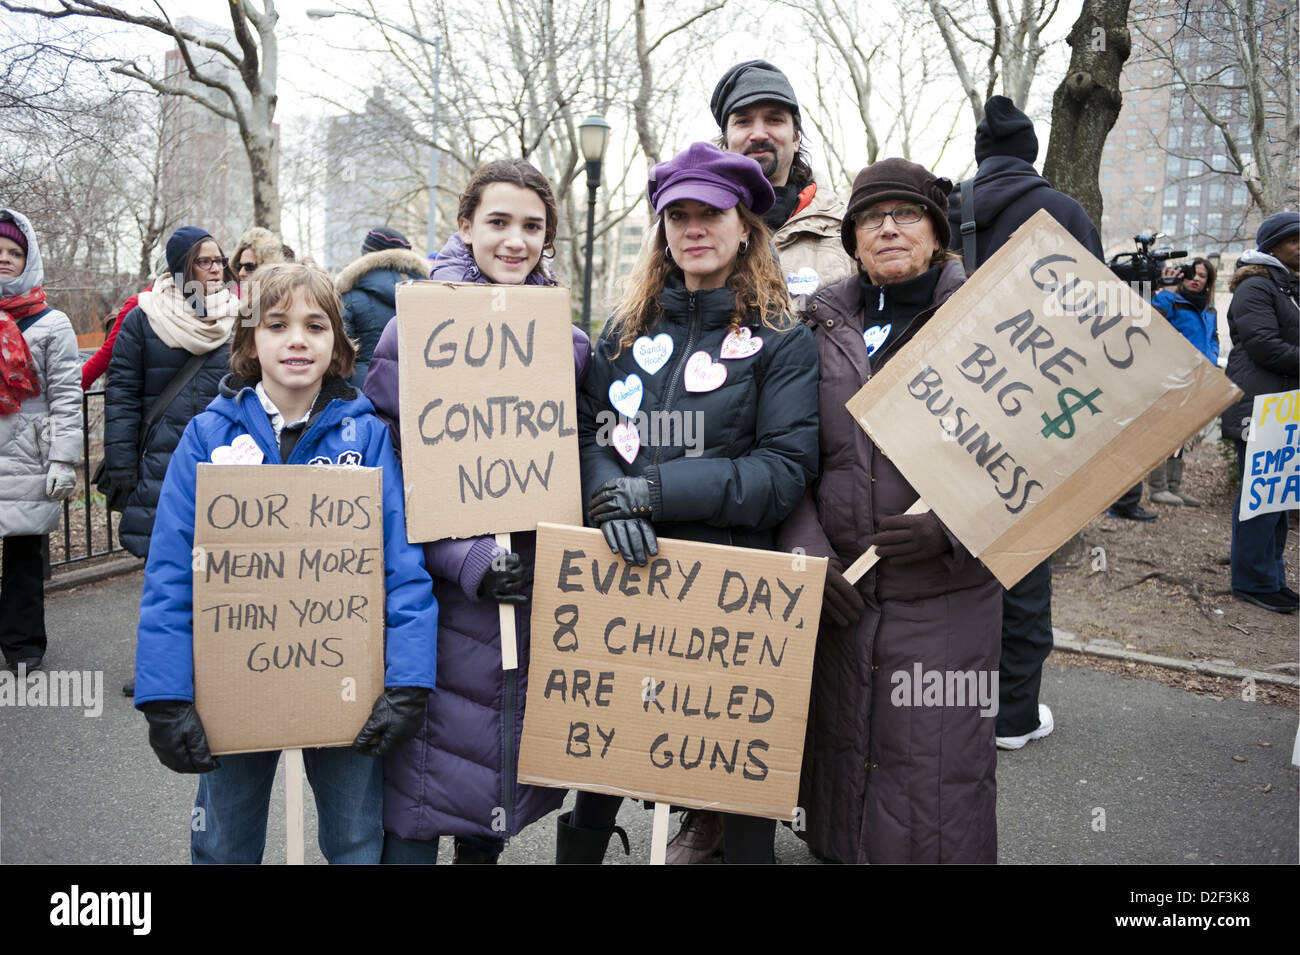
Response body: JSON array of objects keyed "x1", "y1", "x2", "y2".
[{"x1": 1040, "y1": 387, "x2": 1103, "y2": 439}]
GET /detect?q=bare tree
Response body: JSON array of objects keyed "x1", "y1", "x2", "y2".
[
  {"x1": 1130, "y1": 0, "x2": 1298, "y2": 216},
  {"x1": 1041, "y1": 0, "x2": 1133, "y2": 226},
  {"x1": 2, "y1": 0, "x2": 284, "y2": 233},
  {"x1": 925, "y1": 0, "x2": 1061, "y2": 121}
]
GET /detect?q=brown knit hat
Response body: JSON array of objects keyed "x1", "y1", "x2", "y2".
[{"x1": 841, "y1": 157, "x2": 953, "y2": 257}]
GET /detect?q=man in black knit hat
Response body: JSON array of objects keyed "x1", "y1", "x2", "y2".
[
  {"x1": 710, "y1": 60, "x2": 854, "y2": 310},
  {"x1": 945, "y1": 96, "x2": 1110, "y2": 754}
]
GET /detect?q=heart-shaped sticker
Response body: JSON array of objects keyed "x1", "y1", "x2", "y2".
[
  {"x1": 719, "y1": 327, "x2": 763, "y2": 360},
  {"x1": 786, "y1": 266, "x2": 821, "y2": 297},
  {"x1": 863, "y1": 324, "x2": 891, "y2": 357},
  {"x1": 612, "y1": 421, "x2": 641, "y2": 463},
  {"x1": 632, "y1": 334, "x2": 673, "y2": 375},
  {"x1": 684, "y1": 351, "x2": 727, "y2": 392},
  {"x1": 608, "y1": 374, "x2": 644, "y2": 418},
  {"x1": 211, "y1": 432, "x2": 264, "y2": 466}
]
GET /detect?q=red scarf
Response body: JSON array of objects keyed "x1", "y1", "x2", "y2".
[{"x1": 0, "y1": 286, "x2": 47, "y2": 415}]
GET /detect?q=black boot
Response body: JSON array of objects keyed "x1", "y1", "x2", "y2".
[
  {"x1": 452, "y1": 839, "x2": 501, "y2": 864},
  {"x1": 555, "y1": 810, "x2": 630, "y2": 864}
]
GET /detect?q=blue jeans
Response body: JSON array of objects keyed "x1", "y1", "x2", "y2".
[
  {"x1": 1232, "y1": 441, "x2": 1291, "y2": 593},
  {"x1": 192, "y1": 747, "x2": 383, "y2": 864}
]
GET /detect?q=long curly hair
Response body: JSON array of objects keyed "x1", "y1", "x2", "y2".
[{"x1": 607, "y1": 204, "x2": 792, "y2": 355}]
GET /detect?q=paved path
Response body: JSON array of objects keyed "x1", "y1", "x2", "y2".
[{"x1": 1, "y1": 571, "x2": 1294, "y2": 864}]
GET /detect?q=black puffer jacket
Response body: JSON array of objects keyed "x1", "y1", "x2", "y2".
[
  {"x1": 578, "y1": 278, "x2": 819, "y2": 549},
  {"x1": 103, "y1": 306, "x2": 230, "y2": 557},
  {"x1": 1221, "y1": 253, "x2": 1299, "y2": 441}
]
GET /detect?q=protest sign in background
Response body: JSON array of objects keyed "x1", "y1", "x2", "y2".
[
  {"x1": 518, "y1": 524, "x2": 826, "y2": 820},
  {"x1": 192, "y1": 465, "x2": 385, "y2": 755},
  {"x1": 394, "y1": 283, "x2": 582, "y2": 542},
  {"x1": 1239, "y1": 390, "x2": 1300, "y2": 520},
  {"x1": 846, "y1": 210, "x2": 1241, "y2": 588}
]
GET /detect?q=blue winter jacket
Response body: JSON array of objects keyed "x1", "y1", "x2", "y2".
[
  {"x1": 1152, "y1": 288, "x2": 1219, "y2": 365},
  {"x1": 336, "y1": 247, "x2": 432, "y2": 389},
  {"x1": 133, "y1": 374, "x2": 438, "y2": 707}
]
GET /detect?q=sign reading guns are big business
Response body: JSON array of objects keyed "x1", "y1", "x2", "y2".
[
  {"x1": 394, "y1": 283, "x2": 583, "y2": 542},
  {"x1": 846, "y1": 210, "x2": 1241, "y2": 588}
]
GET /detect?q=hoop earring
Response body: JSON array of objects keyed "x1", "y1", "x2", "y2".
[
  {"x1": 664, "y1": 247, "x2": 674, "y2": 262},
  {"x1": 738, "y1": 240, "x2": 749, "y2": 255}
]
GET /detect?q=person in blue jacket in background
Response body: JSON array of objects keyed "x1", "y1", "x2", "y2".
[
  {"x1": 1148, "y1": 257, "x2": 1219, "y2": 507},
  {"x1": 133, "y1": 263, "x2": 437, "y2": 864}
]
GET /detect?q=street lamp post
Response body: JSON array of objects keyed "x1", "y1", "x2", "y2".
[
  {"x1": 307, "y1": 8, "x2": 442, "y2": 255},
  {"x1": 578, "y1": 116, "x2": 611, "y2": 337}
]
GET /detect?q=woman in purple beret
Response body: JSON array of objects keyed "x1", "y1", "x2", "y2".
[{"x1": 562, "y1": 142, "x2": 820, "y2": 863}]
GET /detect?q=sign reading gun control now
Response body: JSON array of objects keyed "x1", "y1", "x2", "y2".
[
  {"x1": 394, "y1": 283, "x2": 582, "y2": 541},
  {"x1": 518, "y1": 524, "x2": 827, "y2": 820},
  {"x1": 847, "y1": 210, "x2": 1241, "y2": 588},
  {"x1": 192, "y1": 465, "x2": 385, "y2": 755}
]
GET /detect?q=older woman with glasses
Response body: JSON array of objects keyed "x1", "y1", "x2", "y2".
[{"x1": 778, "y1": 158, "x2": 1002, "y2": 864}]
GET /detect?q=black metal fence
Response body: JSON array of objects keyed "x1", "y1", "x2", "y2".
[{"x1": 43, "y1": 386, "x2": 126, "y2": 576}]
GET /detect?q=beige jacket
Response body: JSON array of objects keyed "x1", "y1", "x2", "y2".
[{"x1": 774, "y1": 172, "x2": 855, "y2": 310}]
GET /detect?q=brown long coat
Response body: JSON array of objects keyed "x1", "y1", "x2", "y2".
[{"x1": 778, "y1": 259, "x2": 1002, "y2": 864}]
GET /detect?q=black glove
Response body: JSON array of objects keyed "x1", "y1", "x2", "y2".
[
  {"x1": 589, "y1": 477, "x2": 654, "y2": 525},
  {"x1": 103, "y1": 468, "x2": 138, "y2": 512},
  {"x1": 142, "y1": 700, "x2": 220, "y2": 774},
  {"x1": 821, "y1": 566, "x2": 866, "y2": 628},
  {"x1": 478, "y1": 551, "x2": 528, "y2": 604},
  {"x1": 869, "y1": 511, "x2": 952, "y2": 565},
  {"x1": 352, "y1": 686, "x2": 430, "y2": 757},
  {"x1": 600, "y1": 518, "x2": 658, "y2": 567}
]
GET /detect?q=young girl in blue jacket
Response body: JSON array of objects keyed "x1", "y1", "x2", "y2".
[{"x1": 134, "y1": 263, "x2": 437, "y2": 864}]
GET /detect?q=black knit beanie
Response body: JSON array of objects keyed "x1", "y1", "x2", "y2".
[{"x1": 974, "y1": 95, "x2": 1038, "y2": 164}]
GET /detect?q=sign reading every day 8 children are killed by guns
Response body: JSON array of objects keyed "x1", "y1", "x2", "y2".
[
  {"x1": 846, "y1": 210, "x2": 1241, "y2": 589},
  {"x1": 394, "y1": 283, "x2": 583, "y2": 542},
  {"x1": 192, "y1": 464, "x2": 385, "y2": 755},
  {"x1": 517, "y1": 524, "x2": 828, "y2": 821},
  {"x1": 1239, "y1": 390, "x2": 1300, "y2": 520}
]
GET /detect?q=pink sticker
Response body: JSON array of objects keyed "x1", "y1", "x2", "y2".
[
  {"x1": 684, "y1": 351, "x2": 727, "y2": 392},
  {"x1": 719, "y1": 327, "x2": 763, "y2": 360},
  {"x1": 612, "y1": 422, "x2": 640, "y2": 463}
]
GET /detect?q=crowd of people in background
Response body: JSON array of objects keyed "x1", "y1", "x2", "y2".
[{"x1": 1, "y1": 57, "x2": 1295, "y2": 866}]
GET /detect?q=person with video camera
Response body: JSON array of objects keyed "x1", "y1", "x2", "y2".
[{"x1": 1147, "y1": 257, "x2": 1219, "y2": 507}]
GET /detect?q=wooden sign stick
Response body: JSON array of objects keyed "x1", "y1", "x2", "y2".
[
  {"x1": 843, "y1": 498, "x2": 931, "y2": 585},
  {"x1": 650, "y1": 801, "x2": 670, "y2": 865},
  {"x1": 497, "y1": 532, "x2": 518, "y2": 671},
  {"x1": 285, "y1": 748, "x2": 304, "y2": 865}
]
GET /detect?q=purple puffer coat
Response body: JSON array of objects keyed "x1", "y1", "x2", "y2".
[{"x1": 364, "y1": 234, "x2": 591, "y2": 842}]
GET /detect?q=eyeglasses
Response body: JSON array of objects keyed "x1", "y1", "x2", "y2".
[
  {"x1": 855, "y1": 203, "x2": 926, "y2": 231},
  {"x1": 195, "y1": 256, "x2": 229, "y2": 269},
  {"x1": 235, "y1": 261, "x2": 257, "y2": 274}
]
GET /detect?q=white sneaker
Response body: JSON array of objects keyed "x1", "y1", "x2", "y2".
[{"x1": 996, "y1": 704, "x2": 1055, "y2": 750}]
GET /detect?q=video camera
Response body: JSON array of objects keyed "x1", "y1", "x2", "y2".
[{"x1": 1107, "y1": 232, "x2": 1189, "y2": 290}]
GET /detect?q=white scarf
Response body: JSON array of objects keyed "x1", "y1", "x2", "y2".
[{"x1": 137, "y1": 271, "x2": 240, "y2": 355}]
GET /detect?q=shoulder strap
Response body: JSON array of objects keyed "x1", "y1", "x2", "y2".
[
  {"x1": 959, "y1": 178, "x2": 978, "y2": 275},
  {"x1": 138, "y1": 350, "x2": 210, "y2": 458},
  {"x1": 15, "y1": 307, "x2": 53, "y2": 333}
]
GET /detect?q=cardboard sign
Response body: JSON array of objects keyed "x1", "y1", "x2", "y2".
[
  {"x1": 192, "y1": 465, "x2": 385, "y2": 755},
  {"x1": 846, "y1": 210, "x2": 1241, "y2": 588},
  {"x1": 394, "y1": 283, "x2": 582, "y2": 541},
  {"x1": 517, "y1": 523, "x2": 827, "y2": 820},
  {"x1": 1239, "y1": 390, "x2": 1300, "y2": 520}
]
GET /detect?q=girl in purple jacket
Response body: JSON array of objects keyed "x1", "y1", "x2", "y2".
[{"x1": 363, "y1": 160, "x2": 591, "y2": 863}]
